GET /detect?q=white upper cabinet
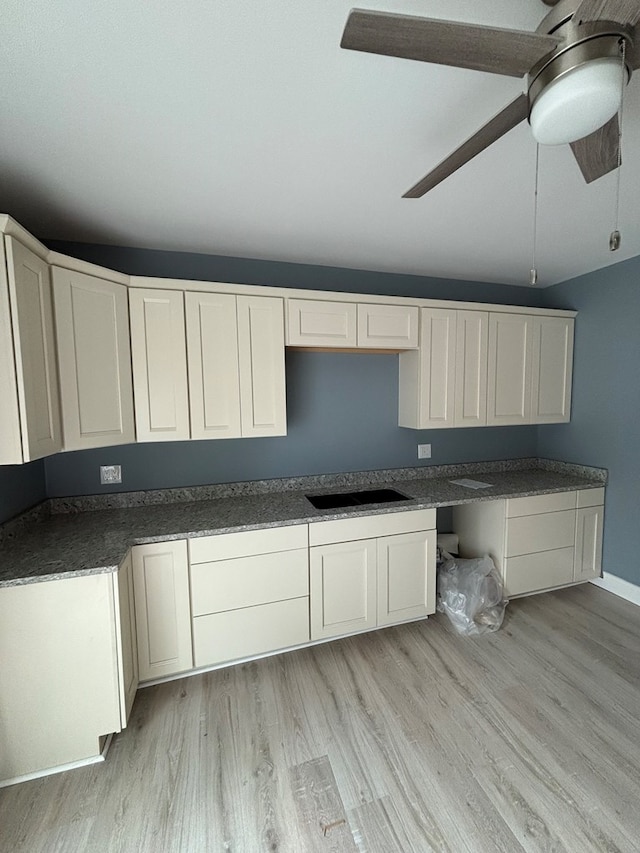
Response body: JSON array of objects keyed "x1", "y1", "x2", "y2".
[
  {"x1": 286, "y1": 298, "x2": 418, "y2": 349},
  {"x1": 0, "y1": 237, "x2": 62, "y2": 463},
  {"x1": 487, "y1": 313, "x2": 533, "y2": 426},
  {"x1": 129, "y1": 288, "x2": 190, "y2": 442},
  {"x1": 357, "y1": 303, "x2": 419, "y2": 349},
  {"x1": 237, "y1": 295, "x2": 286, "y2": 437},
  {"x1": 398, "y1": 307, "x2": 487, "y2": 429},
  {"x1": 287, "y1": 298, "x2": 357, "y2": 347},
  {"x1": 185, "y1": 291, "x2": 242, "y2": 440},
  {"x1": 454, "y1": 310, "x2": 488, "y2": 427},
  {"x1": 52, "y1": 268, "x2": 135, "y2": 450},
  {"x1": 531, "y1": 316, "x2": 574, "y2": 424}
]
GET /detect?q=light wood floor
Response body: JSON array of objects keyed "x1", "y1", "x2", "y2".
[{"x1": 2, "y1": 583, "x2": 640, "y2": 852}]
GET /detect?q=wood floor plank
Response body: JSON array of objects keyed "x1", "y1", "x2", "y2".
[{"x1": 2, "y1": 584, "x2": 640, "y2": 852}]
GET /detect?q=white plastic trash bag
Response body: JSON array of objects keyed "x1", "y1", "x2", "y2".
[{"x1": 437, "y1": 553, "x2": 508, "y2": 636}]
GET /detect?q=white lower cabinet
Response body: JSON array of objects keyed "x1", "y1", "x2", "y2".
[
  {"x1": 309, "y1": 510, "x2": 437, "y2": 641},
  {"x1": 132, "y1": 540, "x2": 193, "y2": 681},
  {"x1": 189, "y1": 525, "x2": 310, "y2": 668},
  {"x1": 453, "y1": 488, "x2": 605, "y2": 597},
  {"x1": 0, "y1": 573, "x2": 125, "y2": 786}
]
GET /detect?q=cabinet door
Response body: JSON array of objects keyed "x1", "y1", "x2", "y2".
[
  {"x1": 487, "y1": 313, "x2": 533, "y2": 425},
  {"x1": 357, "y1": 304, "x2": 419, "y2": 349},
  {"x1": 286, "y1": 298, "x2": 357, "y2": 347},
  {"x1": 129, "y1": 288, "x2": 190, "y2": 442},
  {"x1": 377, "y1": 530, "x2": 436, "y2": 626},
  {"x1": 417, "y1": 307, "x2": 457, "y2": 429},
  {"x1": 237, "y1": 295, "x2": 287, "y2": 437},
  {"x1": 2, "y1": 237, "x2": 62, "y2": 462},
  {"x1": 310, "y1": 540, "x2": 377, "y2": 640},
  {"x1": 454, "y1": 310, "x2": 488, "y2": 427},
  {"x1": 132, "y1": 540, "x2": 192, "y2": 681},
  {"x1": 531, "y1": 316, "x2": 574, "y2": 424},
  {"x1": 185, "y1": 292, "x2": 241, "y2": 439},
  {"x1": 52, "y1": 268, "x2": 135, "y2": 450},
  {"x1": 115, "y1": 552, "x2": 139, "y2": 726},
  {"x1": 574, "y1": 505, "x2": 604, "y2": 581}
]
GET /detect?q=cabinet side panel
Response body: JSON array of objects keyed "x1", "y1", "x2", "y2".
[
  {"x1": 0, "y1": 574, "x2": 121, "y2": 782},
  {"x1": 452, "y1": 501, "x2": 507, "y2": 570}
]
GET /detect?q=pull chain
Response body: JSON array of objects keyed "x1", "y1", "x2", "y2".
[
  {"x1": 610, "y1": 38, "x2": 626, "y2": 252},
  {"x1": 530, "y1": 142, "x2": 540, "y2": 285}
]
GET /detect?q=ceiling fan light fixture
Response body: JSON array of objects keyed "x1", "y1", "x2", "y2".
[{"x1": 529, "y1": 56, "x2": 625, "y2": 145}]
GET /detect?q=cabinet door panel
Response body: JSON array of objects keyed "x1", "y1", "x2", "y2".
[
  {"x1": 4, "y1": 238, "x2": 62, "y2": 461},
  {"x1": 531, "y1": 316, "x2": 574, "y2": 424},
  {"x1": 574, "y1": 505, "x2": 603, "y2": 581},
  {"x1": 418, "y1": 308, "x2": 457, "y2": 428},
  {"x1": 193, "y1": 597, "x2": 309, "y2": 668},
  {"x1": 310, "y1": 540, "x2": 376, "y2": 639},
  {"x1": 130, "y1": 289, "x2": 189, "y2": 441},
  {"x1": 377, "y1": 530, "x2": 436, "y2": 626},
  {"x1": 487, "y1": 313, "x2": 533, "y2": 425},
  {"x1": 186, "y1": 292, "x2": 241, "y2": 439},
  {"x1": 237, "y1": 295, "x2": 286, "y2": 437},
  {"x1": 132, "y1": 540, "x2": 192, "y2": 681},
  {"x1": 504, "y1": 547, "x2": 575, "y2": 597},
  {"x1": 454, "y1": 310, "x2": 488, "y2": 427},
  {"x1": 286, "y1": 299, "x2": 357, "y2": 346},
  {"x1": 357, "y1": 304, "x2": 419, "y2": 348},
  {"x1": 52, "y1": 268, "x2": 134, "y2": 449}
]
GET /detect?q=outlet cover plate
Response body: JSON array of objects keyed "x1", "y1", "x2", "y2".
[
  {"x1": 417, "y1": 444, "x2": 431, "y2": 460},
  {"x1": 100, "y1": 465, "x2": 122, "y2": 485}
]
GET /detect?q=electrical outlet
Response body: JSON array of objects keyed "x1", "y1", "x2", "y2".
[
  {"x1": 417, "y1": 444, "x2": 431, "y2": 460},
  {"x1": 100, "y1": 465, "x2": 122, "y2": 485}
]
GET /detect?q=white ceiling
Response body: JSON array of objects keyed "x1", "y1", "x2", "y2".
[{"x1": 2, "y1": 0, "x2": 639, "y2": 287}]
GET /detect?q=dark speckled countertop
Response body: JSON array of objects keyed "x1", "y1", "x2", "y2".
[{"x1": 0, "y1": 460, "x2": 606, "y2": 587}]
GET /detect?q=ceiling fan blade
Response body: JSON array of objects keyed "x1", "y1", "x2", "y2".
[
  {"x1": 403, "y1": 94, "x2": 529, "y2": 198},
  {"x1": 569, "y1": 115, "x2": 620, "y2": 182},
  {"x1": 341, "y1": 10, "x2": 560, "y2": 78},
  {"x1": 630, "y1": 37, "x2": 640, "y2": 69},
  {"x1": 574, "y1": 1, "x2": 640, "y2": 26}
]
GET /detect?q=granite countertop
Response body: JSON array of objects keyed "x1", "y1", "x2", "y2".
[{"x1": 0, "y1": 460, "x2": 606, "y2": 588}]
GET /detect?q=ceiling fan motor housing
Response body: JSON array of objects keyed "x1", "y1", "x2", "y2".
[{"x1": 528, "y1": 19, "x2": 633, "y2": 145}]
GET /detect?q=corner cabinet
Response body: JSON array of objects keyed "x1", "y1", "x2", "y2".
[
  {"x1": 309, "y1": 509, "x2": 436, "y2": 640},
  {"x1": 0, "y1": 236, "x2": 62, "y2": 464},
  {"x1": 52, "y1": 267, "x2": 135, "y2": 450}
]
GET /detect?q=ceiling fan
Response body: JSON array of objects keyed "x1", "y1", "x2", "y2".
[{"x1": 341, "y1": 0, "x2": 640, "y2": 197}]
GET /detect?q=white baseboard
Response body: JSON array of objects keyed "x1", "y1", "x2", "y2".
[
  {"x1": 591, "y1": 573, "x2": 640, "y2": 607},
  {"x1": 0, "y1": 752, "x2": 104, "y2": 789}
]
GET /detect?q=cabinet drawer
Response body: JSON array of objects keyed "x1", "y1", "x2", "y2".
[
  {"x1": 191, "y1": 548, "x2": 308, "y2": 616},
  {"x1": 357, "y1": 304, "x2": 419, "y2": 349},
  {"x1": 504, "y1": 547, "x2": 575, "y2": 596},
  {"x1": 576, "y1": 487, "x2": 605, "y2": 508},
  {"x1": 286, "y1": 299, "x2": 357, "y2": 347},
  {"x1": 189, "y1": 524, "x2": 308, "y2": 564},
  {"x1": 193, "y1": 597, "x2": 309, "y2": 667},
  {"x1": 506, "y1": 491, "x2": 576, "y2": 517},
  {"x1": 506, "y1": 510, "x2": 575, "y2": 557},
  {"x1": 309, "y1": 508, "x2": 436, "y2": 546}
]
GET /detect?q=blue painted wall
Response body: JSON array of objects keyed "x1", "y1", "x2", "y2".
[
  {"x1": 539, "y1": 255, "x2": 640, "y2": 586},
  {"x1": 0, "y1": 460, "x2": 46, "y2": 524}
]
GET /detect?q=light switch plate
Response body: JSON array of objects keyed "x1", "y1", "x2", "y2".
[
  {"x1": 100, "y1": 465, "x2": 122, "y2": 485},
  {"x1": 417, "y1": 444, "x2": 431, "y2": 460}
]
